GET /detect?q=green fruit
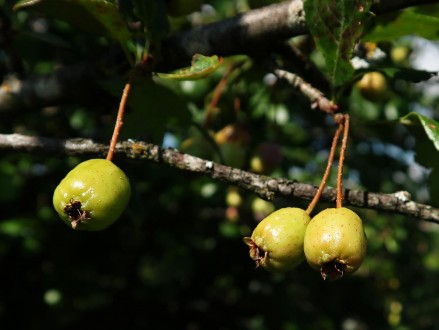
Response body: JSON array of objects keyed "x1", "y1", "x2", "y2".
[
  {"x1": 391, "y1": 46, "x2": 410, "y2": 65},
  {"x1": 180, "y1": 135, "x2": 214, "y2": 159},
  {"x1": 304, "y1": 207, "x2": 367, "y2": 281},
  {"x1": 357, "y1": 71, "x2": 388, "y2": 103},
  {"x1": 251, "y1": 197, "x2": 275, "y2": 221},
  {"x1": 243, "y1": 208, "x2": 311, "y2": 272},
  {"x1": 226, "y1": 188, "x2": 242, "y2": 207},
  {"x1": 250, "y1": 142, "x2": 283, "y2": 174},
  {"x1": 53, "y1": 159, "x2": 131, "y2": 231},
  {"x1": 219, "y1": 142, "x2": 246, "y2": 168}
]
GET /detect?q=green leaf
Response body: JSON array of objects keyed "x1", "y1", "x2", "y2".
[
  {"x1": 304, "y1": 0, "x2": 372, "y2": 87},
  {"x1": 133, "y1": 0, "x2": 169, "y2": 42},
  {"x1": 157, "y1": 54, "x2": 223, "y2": 81},
  {"x1": 364, "y1": 8, "x2": 439, "y2": 42},
  {"x1": 13, "y1": 0, "x2": 131, "y2": 44},
  {"x1": 400, "y1": 112, "x2": 439, "y2": 206},
  {"x1": 401, "y1": 113, "x2": 439, "y2": 153},
  {"x1": 380, "y1": 67, "x2": 436, "y2": 83}
]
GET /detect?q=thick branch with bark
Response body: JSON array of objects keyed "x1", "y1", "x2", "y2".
[
  {"x1": 0, "y1": 62, "x2": 98, "y2": 112},
  {"x1": 1, "y1": 0, "x2": 437, "y2": 112},
  {"x1": 1, "y1": 133, "x2": 437, "y2": 224}
]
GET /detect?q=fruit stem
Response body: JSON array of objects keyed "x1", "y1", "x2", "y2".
[
  {"x1": 306, "y1": 120, "x2": 343, "y2": 215},
  {"x1": 106, "y1": 77, "x2": 132, "y2": 161},
  {"x1": 336, "y1": 114, "x2": 350, "y2": 208}
]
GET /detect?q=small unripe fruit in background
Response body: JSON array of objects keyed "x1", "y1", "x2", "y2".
[
  {"x1": 250, "y1": 142, "x2": 283, "y2": 174},
  {"x1": 243, "y1": 208, "x2": 311, "y2": 272},
  {"x1": 180, "y1": 135, "x2": 214, "y2": 160},
  {"x1": 214, "y1": 124, "x2": 249, "y2": 168},
  {"x1": 53, "y1": 159, "x2": 131, "y2": 231},
  {"x1": 304, "y1": 207, "x2": 367, "y2": 281},
  {"x1": 391, "y1": 46, "x2": 410, "y2": 65},
  {"x1": 226, "y1": 188, "x2": 242, "y2": 208},
  {"x1": 357, "y1": 71, "x2": 389, "y2": 103},
  {"x1": 251, "y1": 197, "x2": 275, "y2": 222}
]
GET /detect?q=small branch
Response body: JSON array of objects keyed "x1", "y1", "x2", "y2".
[
  {"x1": 0, "y1": 133, "x2": 438, "y2": 224},
  {"x1": 0, "y1": 62, "x2": 98, "y2": 112},
  {"x1": 2, "y1": 0, "x2": 436, "y2": 112},
  {"x1": 274, "y1": 69, "x2": 338, "y2": 113},
  {"x1": 158, "y1": 0, "x2": 437, "y2": 70}
]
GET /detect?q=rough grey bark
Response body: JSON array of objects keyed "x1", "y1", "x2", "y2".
[
  {"x1": 1, "y1": 133, "x2": 437, "y2": 224},
  {"x1": 1, "y1": 0, "x2": 437, "y2": 111}
]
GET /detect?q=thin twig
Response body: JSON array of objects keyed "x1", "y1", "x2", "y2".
[{"x1": 274, "y1": 69, "x2": 338, "y2": 113}]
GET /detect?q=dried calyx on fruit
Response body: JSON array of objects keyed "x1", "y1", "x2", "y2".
[
  {"x1": 243, "y1": 207, "x2": 311, "y2": 272},
  {"x1": 304, "y1": 207, "x2": 367, "y2": 281},
  {"x1": 53, "y1": 159, "x2": 131, "y2": 231}
]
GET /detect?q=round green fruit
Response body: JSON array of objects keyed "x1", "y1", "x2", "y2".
[
  {"x1": 250, "y1": 142, "x2": 283, "y2": 174},
  {"x1": 243, "y1": 207, "x2": 311, "y2": 272},
  {"x1": 304, "y1": 207, "x2": 367, "y2": 281},
  {"x1": 53, "y1": 159, "x2": 131, "y2": 231},
  {"x1": 356, "y1": 71, "x2": 388, "y2": 103}
]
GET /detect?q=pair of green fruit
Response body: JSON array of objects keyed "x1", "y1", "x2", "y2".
[
  {"x1": 244, "y1": 207, "x2": 367, "y2": 280},
  {"x1": 53, "y1": 159, "x2": 131, "y2": 231}
]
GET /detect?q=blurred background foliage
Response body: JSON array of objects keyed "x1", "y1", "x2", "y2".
[{"x1": 1, "y1": 0, "x2": 439, "y2": 329}]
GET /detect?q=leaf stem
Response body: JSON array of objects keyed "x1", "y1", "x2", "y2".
[
  {"x1": 306, "y1": 121, "x2": 343, "y2": 215},
  {"x1": 336, "y1": 114, "x2": 350, "y2": 208}
]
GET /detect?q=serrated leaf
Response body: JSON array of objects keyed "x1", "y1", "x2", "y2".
[
  {"x1": 157, "y1": 54, "x2": 223, "y2": 81},
  {"x1": 13, "y1": 0, "x2": 131, "y2": 43},
  {"x1": 364, "y1": 9, "x2": 439, "y2": 42},
  {"x1": 304, "y1": 0, "x2": 372, "y2": 87},
  {"x1": 400, "y1": 112, "x2": 439, "y2": 152}
]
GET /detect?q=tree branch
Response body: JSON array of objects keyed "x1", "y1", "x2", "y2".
[
  {"x1": 158, "y1": 0, "x2": 307, "y2": 70},
  {"x1": 1, "y1": 0, "x2": 437, "y2": 112},
  {"x1": 0, "y1": 62, "x2": 98, "y2": 112},
  {"x1": 1, "y1": 133, "x2": 437, "y2": 224}
]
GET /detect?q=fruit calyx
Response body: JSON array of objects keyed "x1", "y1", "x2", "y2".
[
  {"x1": 243, "y1": 237, "x2": 267, "y2": 268},
  {"x1": 320, "y1": 260, "x2": 346, "y2": 281},
  {"x1": 64, "y1": 198, "x2": 90, "y2": 229}
]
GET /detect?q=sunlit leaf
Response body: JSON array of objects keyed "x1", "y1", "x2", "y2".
[
  {"x1": 401, "y1": 112, "x2": 439, "y2": 152},
  {"x1": 157, "y1": 54, "x2": 223, "y2": 81},
  {"x1": 304, "y1": 0, "x2": 373, "y2": 87}
]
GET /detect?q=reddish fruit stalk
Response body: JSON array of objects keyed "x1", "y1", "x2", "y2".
[{"x1": 336, "y1": 114, "x2": 350, "y2": 208}]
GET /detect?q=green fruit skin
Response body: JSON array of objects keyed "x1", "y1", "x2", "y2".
[
  {"x1": 248, "y1": 207, "x2": 311, "y2": 272},
  {"x1": 53, "y1": 159, "x2": 131, "y2": 231},
  {"x1": 304, "y1": 207, "x2": 367, "y2": 274}
]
